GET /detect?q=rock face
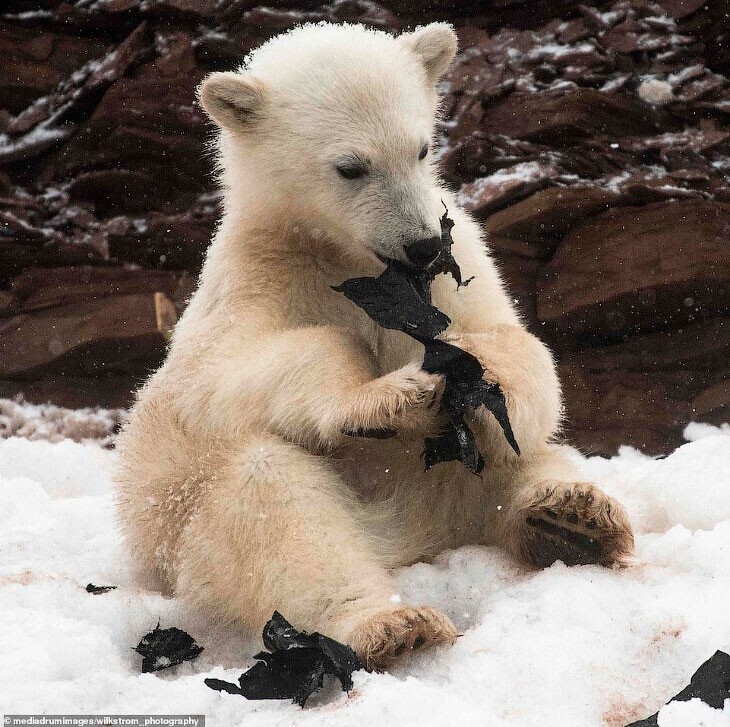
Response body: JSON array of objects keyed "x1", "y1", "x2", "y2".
[{"x1": 1, "y1": 0, "x2": 728, "y2": 453}]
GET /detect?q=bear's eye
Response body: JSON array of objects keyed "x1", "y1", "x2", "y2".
[
  {"x1": 336, "y1": 161, "x2": 368, "y2": 180},
  {"x1": 418, "y1": 143, "x2": 429, "y2": 161}
]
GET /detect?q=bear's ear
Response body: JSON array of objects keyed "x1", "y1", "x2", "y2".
[
  {"x1": 398, "y1": 23, "x2": 458, "y2": 86},
  {"x1": 197, "y1": 71, "x2": 267, "y2": 130}
]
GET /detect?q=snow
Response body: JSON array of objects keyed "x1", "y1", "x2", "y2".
[
  {"x1": 525, "y1": 42, "x2": 597, "y2": 61},
  {"x1": 0, "y1": 9, "x2": 54, "y2": 20},
  {"x1": 0, "y1": 398, "x2": 123, "y2": 445},
  {"x1": 457, "y1": 162, "x2": 554, "y2": 208},
  {"x1": 658, "y1": 699, "x2": 730, "y2": 727},
  {"x1": 0, "y1": 120, "x2": 72, "y2": 157},
  {"x1": 1, "y1": 421, "x2": 729, "y2": 725},
  {"x1": 638, "y1": 79, "x2": 674, "y2": 105}
]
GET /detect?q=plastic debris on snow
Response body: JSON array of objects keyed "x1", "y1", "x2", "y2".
[
  {"x1": 205, "y1": 612, "x2": 361, "y2": 707},
  {"x1": 627, "y1": 650, "x2": 730, "y2": 726},
  {"x1": 86, "y1": 583, "x2": 118, "y2": 595},
  {"x1": 135, "y1": 623, "x2": 204, "y2": 673}
]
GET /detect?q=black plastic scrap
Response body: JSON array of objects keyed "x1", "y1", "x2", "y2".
[
  {"x1": 134, "y1": 622, "x2": 204, "y2": 673},
  {"x1": 205, "y1": 611, "x2": 362, "y2": 707},
  {"x1": 626, "y1": 650, "x2": 730, "y2": 726},
  {"x1": 85, "y1": 583, "x2": 117, "y2": 594},
  {"x1": 333, "y1": 209, "x2": 519, "y2": 474},
  {"x1": 422, "y1": 339, "x2": 519, "y2": 473}
]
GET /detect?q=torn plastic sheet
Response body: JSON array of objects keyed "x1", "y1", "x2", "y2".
[
  {"x1": 334, "y1": 210, "x2": 519, "y2": 473},
  {"x1": 205, "y1": 611, "x2": 362, "y2": 708},
  {"x1": 134, "y1": 623, "x2": 204, "y2": 673},
  {"x1": 626, "y1": 650, "x2": 730, "y2": 726}
]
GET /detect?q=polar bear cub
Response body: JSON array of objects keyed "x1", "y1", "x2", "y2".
[{"x1": 115, "y1": 22, "x2": 634, "y2": 670}]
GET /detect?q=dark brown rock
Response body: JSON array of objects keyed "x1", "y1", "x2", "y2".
[
  {"x1": 0, "y1": 124, "x2": 74, "y2": 166},
  {"x1": 490, "y1": 249, "x2": 543, "y2": 322},
  {"x1": 559, "y1": 363, "x2": 687, "y2": 454},
  {"x1": 620, "y1": 127, "x2": 730, "y2": 154},
  {"x1": 677, "y1": 1, "x2": 730, "y2": 75},
  {"x1": 46, "y1": 123, "x2": 209, "y2": 210},
  {"x1": 68, "y1": 170, "x2": 161, "y2": 217},
  {"x1": 439, "y1": 134, "x2": 548, "y2": 185},
  {"x1": 657, "y1": 0, "x2": 707, "y2": 20},
  {"x1": 0, "y1": 0, "x2": 728, "y2": 458},
  {"x1": 0, "y1": 375, "x2": 141, "y2": 410},
  {"x1": 616, "y1": 175, "x2": 706, "y2": 204},
  {"x1": 484, "y1": 186, "x2": 618, "y2": 258},
  {"x1": 0, "y1": 22, "x2": 108, "y2": 114},
  {"x1": 0, "y1": 22, "x2": 150, "y2": 167},
  {"x1": 458, "y1": 162, "x2": 560, "y2": 218},
  {"x1": 39, "y1": 32, "x2": 207, "y2": 202},
  {"x1": 0, "y1": 241, "x2": 108, "y2": 288},
  {"x1": 692, "y1": 380, "x2": 730, "y2": 425},
  {"x1": 537, "y1": 200, "x2": 730, "y2": 336},
  {"x1": 576, "y1": 318, "x2": 729, "y2": 374},
  {"x1": 480, "y1": 88, "x2": 679, "y2": 143},
  {"x1": 106, "y1": 211, "x2": 213, "y2": 271},
  {"x1": 559, "y1": 18, "x2": 592, "y2": 43},
  {"x1": 0, "y1": 293, "x2": 173, "y2": 378},
  {"x1": 142, "y1": 0, "x2": 220, "y2": 19},
  {"x1": 466, "y1": 0, "x2": 616, "y2": 32},
  {"x1": 8, "y1": 266, "x2": 181, "y2": 312}
]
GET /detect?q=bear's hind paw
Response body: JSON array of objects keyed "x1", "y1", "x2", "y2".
[{"x1": 508, "y1": 481, "x2": 634, "y2": 569}]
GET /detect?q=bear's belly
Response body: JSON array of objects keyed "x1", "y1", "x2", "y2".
[
  {"x1": 331, "y1": 436, "x2": 428, "y2": 499},
  {"x1": 330, "y1": 436, "x2": 496, "y2": 554}
]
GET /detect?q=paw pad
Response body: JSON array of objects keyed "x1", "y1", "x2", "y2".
[{"x1": 513, "y1": 482, "x2": 634, "y2": 569}]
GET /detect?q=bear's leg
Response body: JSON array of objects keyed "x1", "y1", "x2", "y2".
[
  {"x1": 496, "y1": 445, "x2": 634, "y2": 568},
  {"x1": 175, "y1": 434, "x2": 456, "y2": 670}
]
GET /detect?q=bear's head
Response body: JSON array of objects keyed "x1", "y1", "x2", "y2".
[{"x1": 198, "y1": 22, "x2": 458, "y2": 271}]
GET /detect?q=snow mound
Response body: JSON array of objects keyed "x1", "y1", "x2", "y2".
[
  {"x1": 0, "y1": 398, "x2": 123, "y2": 445},
  {"x1": 1, "y1": 423, "x2": 729, "y2": 725}
]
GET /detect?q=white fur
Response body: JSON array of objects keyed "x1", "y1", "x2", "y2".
[{"x1": 115, "y1": 23, "x2": 633, "y2": 670}]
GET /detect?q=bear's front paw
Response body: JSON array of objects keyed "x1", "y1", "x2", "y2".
[
  {"x1": 350, "y1": 364, "x2": 444, "y2": 436},
  {"x1": 348, "y1": 606, "x2": 457, "y2": 671},
  {"x1": 505, "y1": 481, "x2": 635, "y2": 568},
  {"x1": 440, "y1": 329, "x2": 563, "y2": 457}
]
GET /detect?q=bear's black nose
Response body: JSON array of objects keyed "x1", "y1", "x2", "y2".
[{"x1": 404, "y1": 236, "x2": 443, "y2": 270}]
